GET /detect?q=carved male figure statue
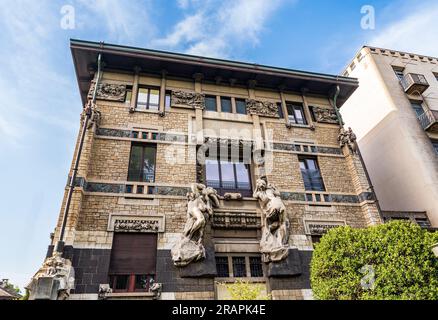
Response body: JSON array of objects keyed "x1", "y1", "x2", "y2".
[
  {"x1": 253, "y1": 177, "x2": 290, "y2": 262},
  {"x1": 171, "y1": 183, "x2": 220, "y2": 267}
]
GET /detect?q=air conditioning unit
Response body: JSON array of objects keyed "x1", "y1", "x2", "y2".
[{"x1": 400, "y1": 73, "x2": 429, "y2": 95}]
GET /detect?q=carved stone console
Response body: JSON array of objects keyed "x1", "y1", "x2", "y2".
[
  {"x1": 311, "y1": 106, "x2": 339, "y2": 124},
  {"x1": 88, "y1": 81, "x2": 127, "y2": 102},
  {"x1": 246, "y1": 99, "x2": 279, "y2": 117},
  {"x1": 171, "y1": 90, "x2": 205, "y2": 109}
]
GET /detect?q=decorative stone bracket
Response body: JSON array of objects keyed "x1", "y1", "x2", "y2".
[
  {"x1": 88, "y1": 81, "x2": 127, "y2": 102},
  {"x1": 246, "y1": 99, "x2": 279, "y2": 117},
  {"x1": 171, "y1": 90, "x2": 205, "y2": 109},
  {"x1": 311, "y1": 106, "x2": 339, "y2": 124}
]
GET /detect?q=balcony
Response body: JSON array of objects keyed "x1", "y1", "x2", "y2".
[
  {"x1": 417, "y1": 109, "x2": 438, "y2": 133},
  {"x1": 400, "y1": 73, "x2": 429, "y2": 95}
]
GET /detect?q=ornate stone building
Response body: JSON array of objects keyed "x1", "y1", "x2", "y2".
[{"x1": 33, "y1": 40, "x2": 381, "y2": 300}]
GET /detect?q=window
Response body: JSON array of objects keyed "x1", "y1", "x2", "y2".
[
  {"x1": 216, "y1": 257, "x2": 229, "y2": 277},
  {"x1": 410, "y1": 101, "x2": 424, "y2": 117},
  {"x1": 136, "y1": 87, "x2": 160, "y2": 110},
  {"x1": 299, "y1": 157, "x2": 325, "y2": 191},
  {"x1": 220, "y1": 97, "x2": 232, "y2": 113},
  {"x1": 165, "y1": 90, "x2": 171, "y2": 110},
  {"x1": 392, "y1": 67, "x2": 405, "y2": 81},
  {"x1": 125, "y1": 86, "x2": 133, "y2": 104},
  {"x1": 249, "y1": 257, "x2": 263, "y2": 277},
  {"x1": 286, "y1": 102, "x2": 307, "y2": 125},
  {"x1": 205, "y1": 95, "x2": 217, "y2": 111},
  {"x1": 277, "y1": 102, "x2": 284, "y2": 119},
  {"x1": 109, "y1": 233, "x2": 157, "y2": 293},
  {"x1": 431, "y1": 140, "x2": 438, "y2": 154},
  {"x1": 128, "y1": 144, "x2": 157, "y2": 182},
  {"x1": 235, "y1": 99, "x2": 247, "y2": 114},
  {"x1": 232, "y1": 257, "x2": 247, "y2": 277},
  {"x1": 205, "y1": 159, "x2": 252, "y2": 196}
]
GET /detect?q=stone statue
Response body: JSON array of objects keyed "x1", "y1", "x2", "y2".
[
  {"x1": 171, "y1": 183, "x2": 220, "y2": 267},
  {"x1": 338, "y1": 127, "x2": 357, "y2": 154},
  {"x1": 26, "y1": 251, "x2": 75, "y2": 300},
  {"x1": 253, "y1": 177, "x2": 290, "y2": 262},
  {"x1": 81, "y1": 101, "x2": 101, "y2": 129}
]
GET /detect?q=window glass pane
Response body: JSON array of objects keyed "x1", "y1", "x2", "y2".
[
  {"x1": 114, "y1": 275, "x2": 129, "y2": 290},
  {"x1": 294, "y1": 106, "x2": 306, "y2": 124},
  {"x1": 236, "y1": 99, "x2": 247, "y2": 114},
  {"x1": 299, "y1": 157, "x2": 324, "y2": 191},
  {"x1": 148, "y1": 89, "x2": 160, "y2": 110},
  {"x1": 221, "y1": 97, "x2": 232, "y2": 113},
  {"x1": 125, "y1": 89, "x2": 132, "y2": 103},
  {"x1": 137, "y1": 88, "x2": 149, "y2": 109},
  {"x1": 277, "y1": 102, "x2": 284, "y2": 118},
  {"x1": 165, "y1": 93, "x2": 171, "y2": 110},
  {"x1": 205, "y1": 96, "x2": 217, "y2": 111},
  {"x1": 220, "y1": 161, "x2": 236, "y2": 189},
  {"x1": 410, "y1": 102, "x2": 424, "y2": 117},
  {"x1": 235, "y1": 163, "x2": 250, "y2": 190},
  {"x1": 216, "y1": 257, "x2": 229, "y2": 277},
  {"x1": 432, "y1": 140, "x2": 438, "y2": 154},
  {"x1": 206, "y1": 159, "x2": 220, "y2": 188},
  {"x1": 249, "y1": 257, "x2": 263, "y2": 277},
  {"x1": 232, "y1": 257, "x2": 247, "y2": 277},
  {"x1": 142, "y1": 146, "x2": 156, "y2": 182},
  {"x1": 134, "y1": 275, "x2": 150, "y2": 291},
  {"x1": 286, "y1": 104, "x2": 295, "y2": 123},
  {"x1": 128, "y1": 145, "x2": 143, "y2": 181}
]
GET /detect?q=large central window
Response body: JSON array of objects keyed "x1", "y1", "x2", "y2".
[
  {"x1": 205, "y1": 158, "x2": 252, "y2": 196},
  {"x1": 299, "y1": 156, "x2": 325, "y2": 191},
  {"x1": 286, "y1": 102, "x2": 307, "y2": 125},
  {"x1": 137, "y1": 87, "x2": 160, "y2": 110},
  {"x1": 128, "y1": 144, "x2": 157, "y2": 182}
]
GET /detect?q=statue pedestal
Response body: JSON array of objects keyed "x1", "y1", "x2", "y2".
[
  {"x1": 29, "y1": 277, "x2": 60, "y2": 300},
  {"x1": 267, "y1": 248, "x2": 302, "y2": 277},
  {"x1": 179, "y1": 241, "x2": 217, "y2": 278}
]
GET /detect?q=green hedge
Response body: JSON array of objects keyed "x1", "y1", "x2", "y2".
[{"x1": 310, "y1": 220, "x2": 438, "y2": 300}]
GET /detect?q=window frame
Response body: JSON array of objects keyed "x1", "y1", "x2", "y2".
[
  {"x1": 298, "y1": 156, "x2": 325, "y2": 191},
  {"x1": 235, "y1": 98, "x2": 247, "y2": 115},
  {"x1": 136, "y1": 86, "x2": 160, "y2": 111},
  {"x1": 392, "y1": 66, "x2": 405, "y2": 82},
  {"x1": 286, "y1": 102, "x2": 307, "y2": 125},
  {"x1": 205, "y1": 95, "x2": 218, "y2": 112},
  {"x1": 127, "y1": 143, "x2": 157, "y2": 182},
  {"x1": 410, "y1": 100, "x2": 425, "y2": 117},
  {"x1": 220, "y1": 97, "x2": 233, "y2": 113},
  {"x1": 215, "y1": 255, "x2": 264, "y2": 279}
]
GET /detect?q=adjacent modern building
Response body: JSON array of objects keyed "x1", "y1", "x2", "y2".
[
  {"x1": 29, "y1": 40, "x2": 381, "y2": 300},
  {"x1": 341, "y1": 46, "x2": 438, "y2": 228}
]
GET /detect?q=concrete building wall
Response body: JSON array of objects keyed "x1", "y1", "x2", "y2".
[{"x1": 342, "y1": 47, "x2": 438, "y2": 226}]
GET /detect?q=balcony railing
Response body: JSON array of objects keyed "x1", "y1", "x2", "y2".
[
  {"x1": 400, "y1": 73, "x2": 429, "y2": 95},
  {"x1": 417, "y1": 109, "x2": 438, "y2": 132}
]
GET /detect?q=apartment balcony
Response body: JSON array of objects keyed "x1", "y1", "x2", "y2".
[
  {"x1": 400, "y1": 73, "x2": 429, "y2": 95},
  {"x1": 418, "y1": 109, "x2": 438, "y2": 133}
]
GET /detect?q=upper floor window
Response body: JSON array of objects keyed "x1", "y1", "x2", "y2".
[
  {"x1": 410, "y1": 101, "x2": 424, "y2": 117},
  {"x1": 205, "y1": 95, "x2": 217, "y2": 111},
  {"x1": 165, "y1": 90, "x2": 172, "y2": 110},
  {"x1": 215, "y1": 255, "x2": 263, "y2": 278},
  {"x1": 277, "y1": 102, "x2": 284, "y2": 119},
  {"x1": 205, "y1": 157, "x2": 252, "y2": 197},
  {"x1": 125, "y1": 86, "x2": 133, "y2": 104},
  {"x1": 220, "y1": 97, "x2": 232, "y2": 113},
  {"x1": 286, "y1": 102, "x2": 307, "y2": 125},
  {"x1": 235, "y1": 99, "x2": 247, "y2": 114},
  {"x1": 137, "y1": 87, "x2": 160, "y2": 110},
  {"x1": 299, "y1": 156, "x2": 325, "y2": 191},
  {"x1": 128, "y1": 143, "x2": 157, "y2": 182},
  {"x1": 392, "y1": 67, "x2": 405, "y2": 81},
  {"x1": 109, "y1": 233, "x2": 157, "y2": 293}
]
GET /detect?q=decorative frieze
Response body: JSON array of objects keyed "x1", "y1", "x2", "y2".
[
  {"x1": 304, "y1": 220, "x2": 345, "y2": 235},
  {"x1": 108, "y1": 214, "x2": 165, "y2": 233},
  {"x1": 311, "y1": 106, "x2": 339, "y2": 124},
  {"x1": 246, "y1": 99, "x2": 279, "y2": 117},
  {"x1": 272, "y1": 143, "x2": 342, "y2": 155},
  {"x1": 88, "y1": 81, "x2": 127, "y2": 102},
  {"x1": 96, "y1": 128, "x2": 187, "y2": 143},
  {"x1": 171, "y1": 90, "x2": 205, "y2": 109},
  {"x1": 212, "y1": 211, "x2": 260, "y2": 229}
]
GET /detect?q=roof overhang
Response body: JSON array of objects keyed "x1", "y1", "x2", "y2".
[{"x1": 70, "y1": 39, "x2": 358, "y2": 107}]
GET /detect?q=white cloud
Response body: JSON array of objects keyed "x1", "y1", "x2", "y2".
[
  {"x1": 153, "y1": 0, "x2": 289, "y2": 58},
  {"x1": 369, "y1": 2, "x2": 438, "y2": 57}
]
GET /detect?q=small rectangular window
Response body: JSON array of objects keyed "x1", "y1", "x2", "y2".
[
  {"x1": 431, "y1": 140, "x2": 438, "y2": 154},
  {"x1": 410, "y1": 101, "x2": 424, "y2": 117},
  {"x1": 216, "y1": 257, "x2": 229, "y2": 277},
  {"x1": 232, "y1": 257, "x2": 247, "y2": 277},
  {"x1": 392, "y1": 67, "x2": 405, "y2": 81},
  {"x1": 249, "y1": 257, "x2": 263, "y2": 277},
  {"x1": 125, "y1": 86, "x2": 133, "y2": 104},
  {"x1": 137, "y1": 87, "x2": 160, "y2": 110},
  {"x1": 128, "y1": 144, "x2": 157, "y2": 182},
  {"x1": 299, "y1": 157, "x2": 325, "y2": 191},
  {"x1": 235, "y1": 99, "x2": 247, "y2": 114},
  {"x1": 220, "y1": 97, "x2": 232, "y2": 113},
  {"x1": 165, "y1": 90, "x2": 172, "y2": 110},
  {"x1": 286, "y1": 102, "x2": 307, "y2": 125},
  {"x1": 205, "y1": 95, "x2": 217, "y2": 111},
  {"x1": 277, "y1": 102, "x2": 284, "y2": 118}
]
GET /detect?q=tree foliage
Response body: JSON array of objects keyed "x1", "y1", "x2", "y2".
[
  {"x1": 224, "y1": 279, "x2": 271, "y2": 300},
  {"x1": 310, "y1": 220, "x2": 438, "y2": 300}
]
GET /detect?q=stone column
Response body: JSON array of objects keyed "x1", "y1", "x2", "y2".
[{"x1": 130, "y1": 66, "x2": 141, "y2": 111}]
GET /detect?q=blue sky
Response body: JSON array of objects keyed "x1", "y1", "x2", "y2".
[{"x1": 1, "y1": 0, "x2": 438, "y2": 291}]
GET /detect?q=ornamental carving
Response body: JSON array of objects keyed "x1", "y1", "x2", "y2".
[
  {"x1": 88, "y1": 81, "x2": 127, "y2": 102},
  {"x1": 246, "y1": 99, "x2": 279, "y2": 117},
  {"x1": 308, "y1": 223, "x2": 341, "y2": 235},
  {"x1": 171, "y1": 183, "x2": 220, "y2": 267},
  {"x1": 253, "y1": 176, "x2": 290, "y2": 263},
  {"x1": 312, "y1": 106, "x2": 339, "y2": 124},
  {"x1": 338, "y1": 127, "x2": 358, "y2": 154},
  {"x1": 108, "y1": 214, "x2": 165, "y2": 233},
  {"x1": 171, "y1": 90, "x2": 205, "y2": 109}
]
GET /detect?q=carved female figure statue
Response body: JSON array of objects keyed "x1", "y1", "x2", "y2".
[
  {"x1": 253, "y1": 177, "x2": 290, "y2": 262},
  {"x1": 172, "y1": 184, "x2": 220, "y2": 267}
]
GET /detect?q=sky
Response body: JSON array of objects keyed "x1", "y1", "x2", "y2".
[{"x1": 1, "y1": 0, "x2": 438, "y2": 291}]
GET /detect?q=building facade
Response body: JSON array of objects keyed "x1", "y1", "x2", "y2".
[
  {"x1": 35, "y1": 40, "x2": 381, "y2": 300},
  {"x1": 342, "y1": 46, "x2": 438, "y2": 228}
]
